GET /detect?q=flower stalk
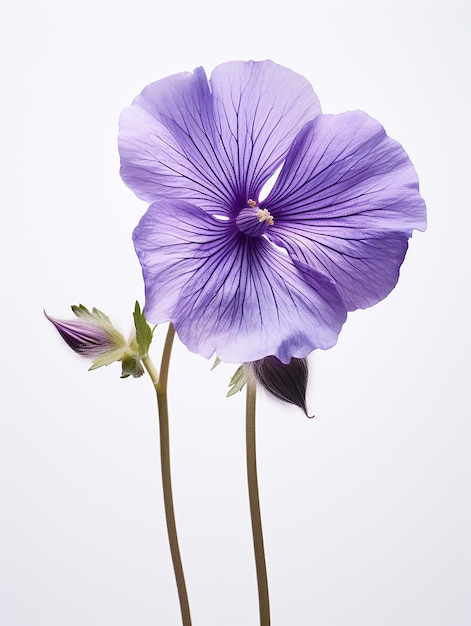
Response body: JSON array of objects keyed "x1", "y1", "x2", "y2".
[
  {"x1": 142, "y1": 324, "x2": 191, "y2": 626},
  {"x1": 246, "y1": 376, "x2": 270, "y2": 626}
]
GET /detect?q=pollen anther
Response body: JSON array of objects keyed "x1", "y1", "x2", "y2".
[{"x1": 257, "y1": 208, "x2": 274, "y2": 226}]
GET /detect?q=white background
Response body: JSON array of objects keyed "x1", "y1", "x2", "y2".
[{"x1": 1, "y1": 0, "x2": 470, "y2": 624}]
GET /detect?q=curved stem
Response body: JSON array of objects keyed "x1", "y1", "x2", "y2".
[
  {"x1": 246, "y1": 376, "x2": 270, "y2": 626},
  {"x1": 142, "y1": 324, "x2": 191, "y2": 626}
]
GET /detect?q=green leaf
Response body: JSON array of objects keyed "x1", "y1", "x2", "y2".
[
  {"x1": 133, "y1": 301, "x2": 153, "y2": 356},
  {"x1": 226, "y1": 365, "x2": 247, "y2": 397}
]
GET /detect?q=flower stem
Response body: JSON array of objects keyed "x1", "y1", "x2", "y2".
[
  {"x1": 246, "y1": 376, "x2": 270, "y2": 626},
  {"x1": 142, "y1": 324, "x2": 191, "y2": 626}
]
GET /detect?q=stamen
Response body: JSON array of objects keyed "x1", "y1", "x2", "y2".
[
  {"x1": 246, "y1": 199, "x2": 274, "y2": 227},
  {"x1": 257, "y1": 208, "x2": 274, "y2": 226}
]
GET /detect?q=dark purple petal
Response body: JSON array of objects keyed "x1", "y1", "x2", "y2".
[
  {"x1": 264, "y1": 111, "x2": 427, "y2": 310},
  {"x1": 133, "y1": 199, "x2": 347, "y2": 363},
  {"x1": 119, "y1": 61, "x2": 321, "y2": 215}
]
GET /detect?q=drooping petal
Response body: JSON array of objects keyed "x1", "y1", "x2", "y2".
[
  {"x1": 133, "y1": 199, "x2": 347, "y2": 363},
  {"x1": 264, "y1": 111, "x2": 427, "y2": 310},
  {"x1": 119, "y1": 61, "x2": 321, "y2": 215}
]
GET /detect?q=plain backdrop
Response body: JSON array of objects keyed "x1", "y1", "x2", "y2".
[{"x1": 1, "y1": 0, "x2": 470, "y2": 625}]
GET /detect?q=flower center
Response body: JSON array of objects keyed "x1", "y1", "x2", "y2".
[{"x1": 236, "y1": 200, "x2": 274, "y2": 237}]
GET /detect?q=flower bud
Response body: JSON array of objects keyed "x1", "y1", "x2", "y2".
[
  {"x1": 249, "y1": 356, "x2": 313, "y2": 417},
  {"x1": 45, "y1": 305, "x2": 144, "y2": 378}
]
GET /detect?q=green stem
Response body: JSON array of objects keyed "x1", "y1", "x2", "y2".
[
  {"x1": 142, "y1": 324, "x2": 191, "y2": 626},
  {"x1": 246, "y1": 376, "x2": 270, "y2": 626}
]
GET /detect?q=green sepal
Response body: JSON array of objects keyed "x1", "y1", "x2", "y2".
[
  {"x1": 133, "y1": 301, "x2": 153, "y2": 357},
  {"x1": 226, "y1": 365, "x2": 247, "y2": 397},
  {"x1": 211, "y1": 356, "x2": 221, "y2": 370},
  {"x1": 120, "y1": 353, "x2": 145, "y2": 378},
  {"x1": 71, "y1": 304, "x2": 128, "y2": 349},
  {"x1": 89, "y1": 347, "x2": 129, "y2": 371},
  {"x1": 72, "y1": 304, "x2": 112, "y2": 325}
]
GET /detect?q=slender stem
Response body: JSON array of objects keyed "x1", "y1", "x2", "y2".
[
  {"x1": 142, "y1": 324, "x2": 191, "y2": 626},
  {"x1": 246, "y1": 376, "x2": 270, "y2": 626}
]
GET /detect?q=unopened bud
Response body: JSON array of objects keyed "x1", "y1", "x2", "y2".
[
  {"x1": 45, "y1": 304, "x2": 144, "y2": 378},
  {"x1": 248, "y1": 356, "x2": 313, "y2": 417}
]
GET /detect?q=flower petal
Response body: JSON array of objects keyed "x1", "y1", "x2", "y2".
[
  {"x1": 209, "y1": 60, "x2": 321, "y2": 202},
  {"x1": 133, "y1": 199, "x2": 347, "y2": 363},
  {"x1": 264, "y1": 111, "x2": 427, "y2": 310},
  {"x1": 120, "y1": 67, "x2": 235, "y2": 214},
  {"x1": 119, "y1": 61, "x2": 321, "y2": 215}
]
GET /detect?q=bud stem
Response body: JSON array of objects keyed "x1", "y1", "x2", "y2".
[
  {"x1": 142, "y1": 324, "x2": 192, "y2": 626},
  {"x1": 246, "y1": 377, "x2": 271, "y2": 626}
]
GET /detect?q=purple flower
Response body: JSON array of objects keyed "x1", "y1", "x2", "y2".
[
  {"x1": 45, "y1": 305, "x2": 144, "y2": 377},
  {"x1": 119, "y1": 60, "x2": 426, "y2": 364}
]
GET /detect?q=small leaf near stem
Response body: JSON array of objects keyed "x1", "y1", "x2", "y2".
[
  {"x1": 133, "y1": 301, "x2": 154, "y2": 357},
  {"x1": 227, "y1": 365, "x2": 248, "y2": 397}
]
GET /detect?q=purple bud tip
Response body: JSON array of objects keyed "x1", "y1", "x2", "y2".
[{"x1": 44, "y1": 310, "x2": 114, "y2": 357}]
